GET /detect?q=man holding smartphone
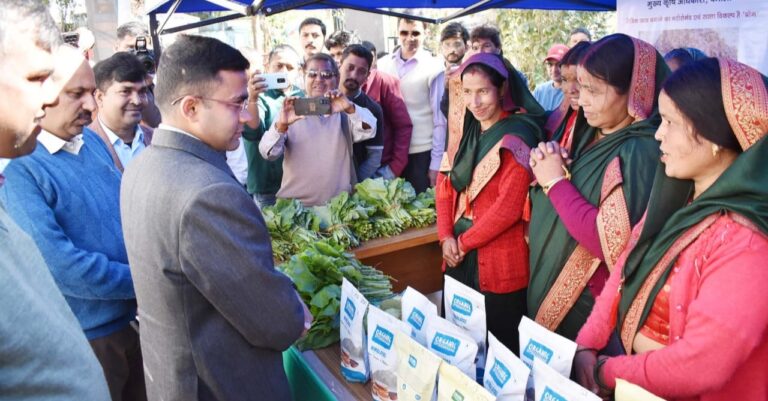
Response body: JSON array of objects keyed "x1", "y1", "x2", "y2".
[
  {"x1": 259, "y1": 53, "x2": 377, "y2": 206},
  {"x1": 242, "y1": 44, "x2": 304, "y2": 207}
]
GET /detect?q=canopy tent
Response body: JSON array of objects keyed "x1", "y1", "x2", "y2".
[{"x1": 145, "y1": 0, "x2": 614, "y2": 55}]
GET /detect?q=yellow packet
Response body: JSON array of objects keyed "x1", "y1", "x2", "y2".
[
  {"x1": 395, "y1": 332, "x2": 442, "y2": 401},
  {"x1": 437, "y1": 363, "x2": 495, "y2": 401}
]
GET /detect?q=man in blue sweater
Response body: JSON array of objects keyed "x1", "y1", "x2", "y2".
[
  {"x1": 1, "y1": 47, "x2": 144, "y2": 400},
  {"x1": 0, "y1": 1, "x2": 110, "y2": 399}
]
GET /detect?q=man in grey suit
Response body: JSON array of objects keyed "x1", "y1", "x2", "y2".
[{"x1": 120, "y1": 35, "x2": 310, "y2": 401}]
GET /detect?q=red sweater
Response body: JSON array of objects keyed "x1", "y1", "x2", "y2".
[
  {"x1": 577, "y1": 214, "x2": 768, "y2": 401},
  {"x1": 363, "y1": 69, "x2": 413, "y2": 176},
  {"x1": 436, "y1": 150, "x2": 529, "y2": 293}
]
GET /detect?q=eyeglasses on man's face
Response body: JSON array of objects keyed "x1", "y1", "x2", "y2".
[
  {"x1": 306, "y1": 70, "x2": 337, "y2": 80},
  {"x1": 441, "y1": 40, "x2": 465, "y2": 50},
  {"x1": 171, "y1": 95, "x2": 249, "y2": 113}
]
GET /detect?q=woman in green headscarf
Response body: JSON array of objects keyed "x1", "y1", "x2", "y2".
[
  {"x1": 435, "y1": 52, "x2": 544, "y2": 352},
  {"x1": 526, "y1": 34, "x2": 670, "y2": 340},
  {"x1": 573, "y1": 58, "x2": 768, "y2": 400}
]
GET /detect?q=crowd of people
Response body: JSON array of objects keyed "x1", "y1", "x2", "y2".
[{"x1": 0, "y1": 0, "x2": 766, "y2": 400}]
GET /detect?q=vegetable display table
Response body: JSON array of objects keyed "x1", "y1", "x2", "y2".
[
  {"x1": 283, "y1": 225, "x2": 443, "y2": 401},
  {"x1": 352, "y1": 225, "x2": 443, "y2": 294}
]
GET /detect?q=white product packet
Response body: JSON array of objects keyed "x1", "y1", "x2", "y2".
[
  {"x1": 482, "y1": 332, "x2": 530, "y2": 400},
  {"x1": 401, "y1": 286, "x2": 438, "y2": 346},
  {"x1": 340, "y1": 278, "x2": 370, "y2": 383},
  {"x1": 367, "y1": 305, "x2": 412, "y2": 401},
  {"x1": 518, "y1": 316, "x2": 578, "y2": 377},
  {"x1": 443, "y1": 275, "x2": 487, "y2": 374},
  {"x1": 395, "y1": 332, "x2": 443, "y2": 401},
  {"x1": 425, "y1": 315, "x2": 479, "y2": 378},
  {"x1": 533, "y1": 359, "x2": 601, "y2": 401},
  {"x1": 437, "y1": 362, "x2": 496, "y2": 401}
]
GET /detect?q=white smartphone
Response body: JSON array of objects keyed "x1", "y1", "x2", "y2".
[{"x1": 261, "y1": 72, "x2": 290, "y2": 90}]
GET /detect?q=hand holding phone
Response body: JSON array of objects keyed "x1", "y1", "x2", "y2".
[
  {"x1": 248, "y1": 70, "x2": 269, "y2": 99},
  {"x1": 294, "y1": 97, "x2": 332, "y2": 116},
  {"x1": 275, "y1": 97, "x2": 305, "y2": 133},
  {"x1": 262, "y1": 72, "x2": 290, "y2": 90},
  {"x1": 326, "y1": 89, "x2": 355, "y2": 115}
]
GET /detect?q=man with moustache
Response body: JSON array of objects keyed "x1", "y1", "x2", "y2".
[
  {"x1": 435, "y1": 22, "x2": 469, "y2": 118},
  {"x1": 377, "y1": 17, "x2": 444, "y2": 192},
  {"x1": 0, "y1": 2, "x2": 110, "y2": 398},
  {"x1": 89, "y1": 52, "x2": 150, "y2": 172},
  {"x1": 121, "y1": 34, "x2": 310, "y2": 400},
  {"x1": 260, "y1": 53, "x2": 377, "y2": 206},
  {"x1": 298, "y1": 18, "x2": 326, "y2": 63},
  {"x1": 360, "y1": 41, "x2": 413, "y2": 180},
  {"x1": 339, "y1": 44, "x2": 384, "y2": 181},
  {"x1": 0, "y1": 45, "x2": 145, "y2": 401}
]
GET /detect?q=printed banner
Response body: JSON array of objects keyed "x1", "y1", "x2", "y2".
[{"x1": 617, "y1": 0, "x2": 768, "y2": 73}]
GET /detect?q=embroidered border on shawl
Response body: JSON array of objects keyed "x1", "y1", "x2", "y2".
[
  {"x1": 535, "y1": 247, "x2": 602, "y2": 331},
  {"x1": 620, "y1": 214, "x2": 719, "y2": 353},
  {"x1": 597, "y1": 158, "x2": 631, "y2": 270},
  {"x1": 628, "y1": 38, "x2": 656, "y2": 122},
  {"x1": 454, "y1": 142, "x2": 502, "y2": 222},
  {"x1": 536, "y1": 160, "x2": 631, "y2": 330},
  {"x1": 719, "y1": 58, "x2": 768, "y2": 151},
  {"x1": 446, "y1": 73, "x2": 466, "y2": 167}
]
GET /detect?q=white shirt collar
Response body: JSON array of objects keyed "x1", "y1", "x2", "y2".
[
  {"x1": 37, "y1": 130, "x2": 84, "y2": 155},
  {"x1": 99, "y1": 116, "x2": 144, "y2": 146},
  {"x1": 394, "y1": 48, "x2": 431, "y2": 64},
  {"x1": 158, "y1": 123, "x2": 200, "y2": 142}
]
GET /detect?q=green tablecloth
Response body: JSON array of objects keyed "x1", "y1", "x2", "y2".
[{"x1": 283, "y1": 346, "x2": 337, "y2": 401}]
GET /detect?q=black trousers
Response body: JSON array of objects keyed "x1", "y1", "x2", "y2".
[
  {"x1": 402, "y1": 150, "x2": 431, "y2": 193},
  {"x1": 89, "y1": 324, "x2": 147, "y2": 401}
]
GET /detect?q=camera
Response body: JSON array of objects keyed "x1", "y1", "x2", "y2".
[
  {"x1": 130, "y1": 36, "x2": 157, "y2": 75},
  {"x1": 62, "y1": 32, "x2": 80, "y2": 47}
]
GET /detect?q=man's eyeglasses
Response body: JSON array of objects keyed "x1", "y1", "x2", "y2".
[
  {"x1": 441, "y1": 40, "x2": 465, "y2": 50},
  {"x1": 306, "y1": 70, "x2": 337, "y2": 80},
  {"x1": 171, "y1": 95, "x2": 248, "y2": 113}
]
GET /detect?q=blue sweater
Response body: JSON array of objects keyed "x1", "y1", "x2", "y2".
[{"x1": 1, "y1": 129, "x2": 135, "y2": 339}]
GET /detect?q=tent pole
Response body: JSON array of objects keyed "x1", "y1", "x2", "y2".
[
  {"x1": 158, "y1": 0, "x2": 184, "y2": 35},
  {"x1": 160, "y1": 12, "x2": 251, "y2": 34},
  {"x1": 149, "y1": 12, "x2": 161, "y2": 58},
  {"x1": 438, "y1": 0, "x2": 491, "y2": 23}
]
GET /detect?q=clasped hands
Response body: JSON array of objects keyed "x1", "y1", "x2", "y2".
[
  {"x1": 529, "y1": 141, "x2": 571, "y2": 188},
  {"x1": 573, "y1": 347, "x2": 613, "y2": 399},
  {"x1": 441, "y1": 237, "x2": 466, "y2": 268}
]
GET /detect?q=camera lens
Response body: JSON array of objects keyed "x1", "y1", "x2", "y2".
[{"x1": 277, "y1": 78, "x2": 285, "y2": 83}]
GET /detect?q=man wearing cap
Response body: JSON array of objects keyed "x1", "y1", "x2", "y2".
[{"x1": 532, "y1": 43, "x2": 568, "y2": 111}]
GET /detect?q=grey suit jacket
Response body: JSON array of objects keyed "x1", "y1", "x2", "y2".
[{"x1": 120, "y1": 129, "x2": 304, "y2": 401}]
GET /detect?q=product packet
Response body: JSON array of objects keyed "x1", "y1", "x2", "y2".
[{"x1": 340, "y1": 278, "x2": 370, "y2": 382}]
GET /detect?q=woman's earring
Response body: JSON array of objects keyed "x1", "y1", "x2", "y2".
[{"x1": 712, "y1": 144, "x2": 720, "y2": 157}]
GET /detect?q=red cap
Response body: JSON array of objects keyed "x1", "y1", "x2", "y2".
[{"x1": 544, "y1": 44, "x2": 569, "y2": 63}]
